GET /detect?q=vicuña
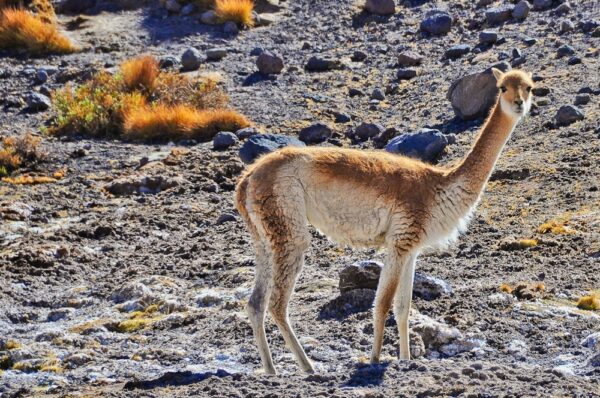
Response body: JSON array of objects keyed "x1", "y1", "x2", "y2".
[{"x1": 235, "y1": 68, "x2": 534, "y2": 374}]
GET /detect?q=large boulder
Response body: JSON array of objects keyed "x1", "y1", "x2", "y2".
[
  {"x1": 385, "y1": 129, "x2": 448, "y2": 162},
  {"x1": 446, "y1": 62, "x2": 510, "y2": 120},
  {"x1": 239, "y1": 134, "x2": 305, "y2": 164},
  {"x1": 420, "y1": 10, "x2": 452, "y2": 35}
]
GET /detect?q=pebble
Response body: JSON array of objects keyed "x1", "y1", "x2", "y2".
[
  {"x1": 371, "y1": 88, "x2": 385, "y2": 101},
  {"x1": 159, "y1": 56, "x2": 178, "y2": 69},
  {"x1": 200, "y1": 10, "x2": 218, "y2": 24},
  {"x1": 554, "y1": 2, "x2": 571, "y2": 15},
  {"x1": 256, "y1": 51, "x2": 284, "y2": 74},
  {"x1": 235, "y1": 127, "x2": 259, "y2": 139},
  {"x1": 223, "y1": 21, "x2": 239, "y2": 35},
  {"x1": 486, "y1": 5, "x2": 514, "y2": 25},
  {"x1": 420, "y1": 10, "x2": 452, "y2": 36},
  {"x1": 351, "y1": 50, "x2": 368, "y2": 62},
  {"x1": 397, "y1": 51, "x2": 423, "y2": 66},
  {"x1": 354, "y1": 122, "x2": 385, "y2": 141},
  {"x1": 206, "y1": 48, "x2": 228, "y2": 62},
  {"x1": 181, "y1": 3, "x2": 195, "y2": 15},
  {"x1": 479, "y1": 30, "x2": 498, "y2": 44},
  {"x1": 555, "y1": 105, "x2": 584, "y2": 126},
  {"x1": 298, "y1": 123, "x2": 332, "y2": 144},
  {"x1": 397, "y1": 68, "x2": 418, "y2": 80},
  {"x1": 533, "y1": 0, "x2": 553, "y2": 11},
  {"x1": 364, "y1": 0, "x2": 395, "y2": 15},
  {"x1": 445, "y1": 44, "x2": 471, "y2": 60},
  {"x1": 213, "y1": 131, "x2": 239, "y2": 150},
  {"x1": 305, "y1": 56, "x2": 342, "y2": 72},
  {"x1": 24, "y1": 92, "x2": 51, "y2": 112},
  {"x1": 216, "y1": 213, "x2": 237, "y2": 225},
  {"x1": 512, "y1": 0, "x2": 530, "y2": 20},
  {"x1": 567, "y1": 56, "x2": 581, "y2": 65},
  {"x1": 333, "y1": 111, "x2": 351, "y2": 123},
  {"x1": 560, "y1": 20, "x2": 575, "y2": 34},
  {"x1": 35, "y1": 69, "x2": 48, "y2": 84},
  {"x1": 181, "y1": 48, "x2": 202, "y2": 71},
  {"x1": 574, "y1": 94, "x2": 590, "y2": 106},
  {"x1": 239, "y1": 134, "x2": 305, "y2": 164}
]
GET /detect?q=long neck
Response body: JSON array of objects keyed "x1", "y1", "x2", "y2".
[{"x1": 448, "y1": 100, "x2": 520, "y2": 197}]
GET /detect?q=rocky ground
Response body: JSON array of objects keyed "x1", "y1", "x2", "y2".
[{"x1": 1, "y1": 0, "x2": 599, "y2": 396}]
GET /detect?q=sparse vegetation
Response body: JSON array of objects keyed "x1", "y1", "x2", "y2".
[
  {"x1": 501, "y1": 282, "x2": 545, "y2": 300},
  {"x1": 52, "y1": 55, "x2": 249, "y2": 142},
  {"x1": 214, "y1": 0, "x2": 254, "y2": 27},
  {"x1": 538, "y1": 218, "x2": 574, "y2": 235},
  {"x1": 0, "y1": 0, "x2": 55, "y2": 21},
  {"x1": 0, "y1": 8, "x2": 77, "y2": 54},
  {"x1": 0, "y1": 134, "x2": 46, "y2": 177},
  {"x1": 576, "y1": 293, "x2": 600, "y2": 311}
]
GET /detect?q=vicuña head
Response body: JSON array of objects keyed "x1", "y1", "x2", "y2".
[
  {"x1": 492, "y1": 68, "x2": 534, "y2": 119},
  {"x1": 236, "y1": 69, "x2": 533, "y2": 375}
]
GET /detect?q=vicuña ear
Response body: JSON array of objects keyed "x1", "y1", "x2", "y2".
[{"x1": 492, "y1": 68, "x2": 504, "y2": 81}]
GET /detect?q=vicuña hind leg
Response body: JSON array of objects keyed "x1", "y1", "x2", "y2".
[
  {"x1": 246, "y1": 240, "x2": 277, "y2": 375},
  {"x1": 393, "y1": 253, "x2": 417, "y2": 360},
  {"x1": 269, "y1": 240, "x2": 314, "y2": 373}
]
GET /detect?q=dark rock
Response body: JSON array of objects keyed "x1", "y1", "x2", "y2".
[
  {"x1": 567, "y1": 56, "x2": 581, "y2": 65},
  {"x1": 355, "y1": 122, "x2": 385, "y2": 141},
  {"x1": 333, "y1": 111, "x2": 352, "y2": 123},
  {"x1": 574, "y1": 94, "x2": 591, "y2": 106},
  {"x1": 479, "y1": 30, "x2": 498, "y2": 44},
  {"x1": 420, "y1": 10, "x2": 452, "y2": 36},
  {"x1": 348, "y1": 88, "x2": 365, "y2": 97},
  {"x1": 256, "y1": 51, "x2": 284, "y2": 74},
  {"x1": 560, "y1": 20, "x2": 575, "y2": 34},
  {"x1": 213, "y1": 132, "x2": 239, "y2": 150},
  {"x1": 24, "y1": 92, "x2": 51, "y2": 112},
  {"x1": 239, "y1": 134, "x2": 305, "y2": 164},
  {"x1": 339, "y1": 261, "x2": 382, "y2": 293},
  {"x1": 512, "y1": 48, "x2": 523, "y2": 58},
  {"x1": 181, "y1": 48, "x2": 202, "y2": 71},
  {"x1": 59, "y1": 0, "x2": 95, "y2": 14},
  {"x1": 306, "y1": 56, "x2": 342, "y2": 72},
  {"x1": 413, "y1": 273, "x2": 453, "y2": 300},
  {"x1": 351, "y1": 50, "x2": 368, "y2": 62},
  {"x1": 364, "y1": 0, "x2": 395, "y2": 15},
  {"x1": 216, "y1": 213, "x2": 237, "y2": 225},
  {"x1": 557, "y1": 45, "x2": 575, "y2": 58},
  {"x1": 200, "y1": 10, "x2": 218, "y2": 24},
  {"x1": 235, "y1": 127, "x2": 259, "y2": 139},
  {"x1": 523, "y1": 37, "x2": 537, "y2": 45},
  {"x1": 554, "y1": 2, "x2": 571, "y2": 15},
  {"x1": 397, "y1": 51, "x2": 423, "y2": 66},
  {"x1": 35, "y1": 69, "x2": 48, "y2": 84},
  {"x1": 447, "y1": 62, "x2": 510, "y2": 120},
  {"x1": 512, "y1": 0, "x2": 530, "y2": 20},
  {"x1": 371, "y1": 88, "x2": 385, "y2": 101},
  {"x1": 555, "y1": 105, "x2": 584, "y2": 126},
  {"x1": 397, "y1": 68, "x2": 418, "y2": 80},
  {"x1": 159, "y1": 56, "x2": 179, "y2": 69},
  {"x1": 590, "y1": 352, "x2": 600, "y2": 367},
  {"x1": 445, "y1": 44, "x2": 471, "y2": 60},
  {"x1": 206, "y1": 48, "x2": 228, "y2": 62},
  {"x1": 533, "y1": 0, "x2": 553, "y2": 10},
  {"x1": 250, "y1": 47, "x2": 264, "y2": 56},
  {"x1": 385, "y1": 129, "x2": 448, "y2": 162},
  {"x1": 486, "y1": 5, "x2": 514, "y2": 25},
  {"x1": 299, "y1": 123, "x2": 332, "y2": 144},
  {"x1": 223, "y1": 21, "x2": 239, "y2": 35},
  {"x1": 532, "y1": 86, "x2": 550, "y2": 96}
]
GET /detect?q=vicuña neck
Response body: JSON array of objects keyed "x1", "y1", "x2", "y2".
[{"x1": 449, "y1": 101, "x2": 520, "y2": 196}]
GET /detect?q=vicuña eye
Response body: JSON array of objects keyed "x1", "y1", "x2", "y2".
[{"x1": 501, "y1": 87, "x2": 507, "y2": 93}]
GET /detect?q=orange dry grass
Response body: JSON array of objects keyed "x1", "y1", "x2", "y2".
[
  {"x1": 0, "y1": 134, "x2": 45, "y2": 176},
  {"x1": 123, "y1": 105, "x2": 250, "y2": 142},
  {"x1": 0, "y1": 8, "x2": 77, "y2": 54},
  {"x1": 214, "y1": 0, "x2": 254, "y2": 27},
  {"x1": 120, "y1": 55, "x2": 160, "y2": 93},
  {"x1": 577, "y1": 293, "x2": 600, "y2": 311}
]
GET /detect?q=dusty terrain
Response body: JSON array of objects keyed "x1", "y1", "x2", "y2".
[{"x1": 1, "y1": 0, "x2": 599, "y2": 397}]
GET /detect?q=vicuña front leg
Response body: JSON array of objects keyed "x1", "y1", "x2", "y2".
[
  {"x1": 393, "y1": 253, "x2": 417, "y2": 360},
  {"x1": 370, "y1": 248, "x2": 408, "y2": 364}
]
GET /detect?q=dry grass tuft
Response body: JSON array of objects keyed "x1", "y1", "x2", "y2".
[
  {"x1": 576, "y1": 293, "x2": 600, "y2": 311},
  {"x1": 52, "y1": 55, "x2": 248, "y2": 142},
  {"x1": 0, "y1": 134, "x2": 45, "y2": 177},
  {"x1": 538, "y1": 219, "x2": 574, "y2": 235},
  {"x1": 124, "y1": 105, "x2": 250, "y2": 142},
  {"x1": 0, "y1": 8, "x2": 77, "y2": 54},
  {"x1": 0, "y1": 0, "x2": 55, "y2": 21},
  {"x1": 500, "y1": 283, "x2": 513, "y2": 294},
  {"x1": 214, "y1": 0, "x2": 254, "y2": 27},
  {"x1": 120, "y1": 55, "x2": 160, "y2": 93}
]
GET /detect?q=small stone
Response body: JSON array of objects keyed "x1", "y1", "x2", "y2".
[
  {"x1": 164, "y1": 0, "x2": 181, "y2": 13},
  {"x1": 554, "y1": 2, "x2": 571, "y2": 15},
  {"x1": 181, "y1": 48, "x2": 202, "y2": 71},
  {"x1": 557, "y1": 45, "x2": 575, "y2": 58},
  {"x1": 348, "y1": 88, "x2": 365, "y2": 97},
  {"x1": 354, "y1": 122, "x2": 385, "y2": 141},
  {"x1": 250, "y1": 47, "x2": 264, "y2": 56},
  {"x1": 200, "y1": 10, "x2": 218, "y2": 24},
  {"x1": 445, "y1": 44, "x2": 471, "y2": 59},
  {"x1": 239, "y1": 134, "x2": 305, "y2": 164},
  {"x1": 523, "y1": 37, "x2": 537, "y2": 45},
  {"x1": 364, "y1": 0, "x2": 395, "y2": 15},
  {"x1": 581, "y1": 332, "x2": 600, "y2": 349},
  {"x1": 216, "y1": 213, "x2": 236, "y2": 224},
  {"x1": 532, "y1": 86, "x2": 550, "y2": 96},
  {"x1": 512, "y1": 48, "x2": 523, "y2": 58},
  {"x1": 256, "y1": 51, "x2": 284, "y2": 74},
  {"x1": 560, "y1": 20, "x2": 575, "y2": 34},
  {"x1": 235, "y1": 127, "x2": 259, "y2": 139},
  {"x1": 485, "y1": 5, "x2": 515, "y2": 24},
  {"x1": 555, "y1": 105, "x2": 584, "y2": 126},
  {"x1": 24, "y1": 92, "x2": 51, "y2": 112},
  {"x1": 533, "y1": 0, "x2": 553, "y2": 10},
  {"x1": 397, "y1": 68, "x2": 418, "y2": 80},
  {"x1": 213, "y1": 131, "x2": 239, "y2": 149},
  {"x1": 181, "y1": 3, "x2": 195, "y2": 15},
  {"x1": 223, "y1": 21, "x2": 239, "y2": 34},
  {"x1": 351, "y1": 50, "x2": 368, "y2": 62},
  {"x1": 206, "y1": 48, "x2": 228, "y2": 61},
  {"x1": 567, "y1": 56, "x2": 581, "y2": 65},
  {"x1": 385, "y1": 129, "x2": 448, "y2": 162},
  {"x1": 35, "y1": 69, "x2": 48, "y2": 84},
  {"x1": 371, "y1": 88, "x2": 385, "y2": 101},
  {"x1": 420, "y1": 10, "x2": 452, "y2": 35},
  {"x1": 333, "y1": 111, "x2": 352, "y2": 123},
  {"x1": 299, "y1": 123, "x2": 332, "y2": 144},
  {"x1": 512, "y1": 0, "x2": 530, "y2": 20},
  {"x1": 159, "y1": 56, "x2": 178, "y2": 69},
  {"x1": 339, "y1": 261, "x2": 382, "y2": 293},
  {"x1": 64, "y1": 353, "x2": 92, "y2": 366},
  {"x1": 479, "y1": 30, "x2": 498, "y2": 44},
  {"x1": 590, "y1": 353, "x2": 600, "y2": 367},
  {"x1": 413, "y1": 273, "x2": 453, "y2": 300},
  {"x1": 574, "y1": 94, "x2": 590, "y2": 106},
  {"x1": 305, "y1": 56, "x2": 342, "y2": 72},
  {"x1": 47, "y1": 308, "x2": 74, "y2": 322},
  {"x1": 397, "y1": 51, "x2": 423, "y2": 66}
]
